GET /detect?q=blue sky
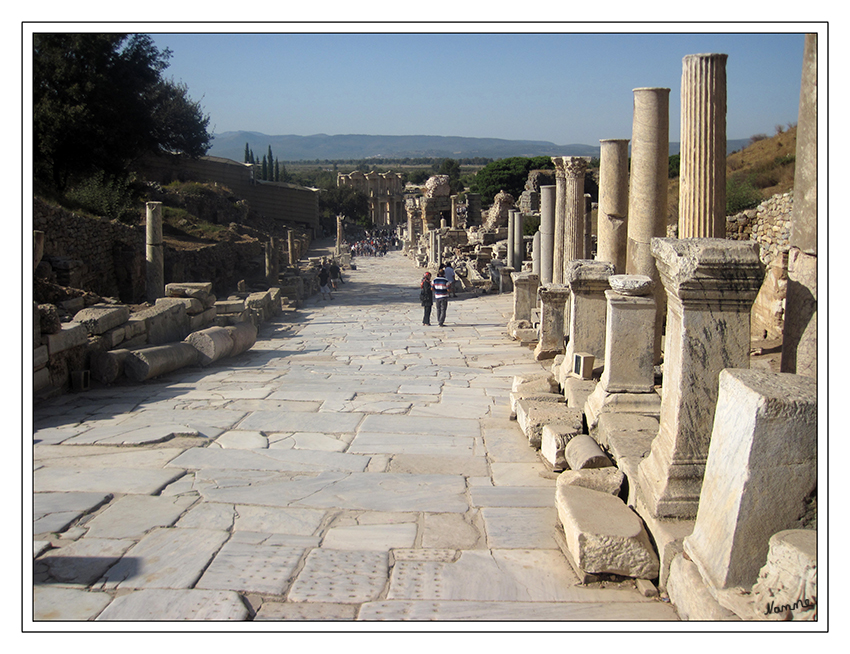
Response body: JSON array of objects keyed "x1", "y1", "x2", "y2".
[{"x1": 149, "y1": 30, "x2": 808, "y2": 145}]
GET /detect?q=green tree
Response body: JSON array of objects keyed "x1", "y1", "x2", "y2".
[
  {"x1": 244, "y1": 142, "x2": 250, "y2": 163},
  {"x1": 469, "y1": 156, "x2": 554, "y2": 203},
  {"x1": 319, "y1": 185, "x2": 369, "y2": 225},
  {"x1": 261, "y1": 155, "x2": 268, "y2": 181},
  {"x1": 33, "y1": 33, "x2": 211, "y2": 191},
  {"x1": 435, "y1": 158, "x2": 464, "y2": 194}
]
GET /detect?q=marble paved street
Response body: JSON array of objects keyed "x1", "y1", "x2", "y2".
[{"x1": 32, "y1": 244, "x2": 678, "y2": 623}]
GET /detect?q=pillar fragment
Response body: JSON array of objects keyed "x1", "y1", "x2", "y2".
[
  {"x1": 540, "y1": 185, "x2": 556, "y2": 284},
  {"x1": 534, "y1": 284, "x2": 571, "y2": 361},
  {"x1": 146, "y1": 202, "x2": 164, "y2": 301}
]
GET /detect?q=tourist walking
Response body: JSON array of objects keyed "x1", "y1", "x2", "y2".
[
  {"x1": 432, "y1": 267, "x2": 450, "y2": 327},
  {"x1": 329, "y1": 260, "x2": 343, "y2": 288},
  {"x1": 419, "y1": 271, "x2": 433, "y2": 326},
  {"x1": 444, "y1": 262, "x2": 457, "y2": 297},
  {"x1": 318, "y1": 264, "x2": 333, "y2": 300}
]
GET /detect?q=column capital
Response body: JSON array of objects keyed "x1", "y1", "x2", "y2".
[
  {"x1": 651, "y1": 238, "x2": 764, "y2": 307},
  {"x1": 564, "y1": 259, "x2": 615, "y2": 292},
  {"x1": 538, "y1": 284, "x2": 571, "y2": 303},
  {"x1": 563, "y1": 157, "x2": 588, "y2": 179}
]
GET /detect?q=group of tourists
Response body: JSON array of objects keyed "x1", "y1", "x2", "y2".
[
  {"x1": 318, "y1": 259, "x2": 343, "y2": 300},
  {"x1": 419, "y1": 262, "x2": 457, "y2": 327},
  {"x1": 348, "y1": 230, "x2": 400, "y2": 258}
]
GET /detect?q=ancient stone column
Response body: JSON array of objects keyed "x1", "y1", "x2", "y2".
[
  {"x1": 506, "y1": 211, "x2": 516, "y2": 269},
  {"x1": 678, "y1": 54, "x2": 728, "y2": 239},
  {"x1": 584, "y1": 275, "x2": 661, "y2": 429},
  {"x1": 451, "y1": 195, "x2": 458, "y2": 229},
  {"x1": 562, "y1": 157, "x2": 588, "y2": 279},
  {"x1": 532, "y1": 231, "x2": 541, "y2": 276},
  {"x1": 287, "y1": 230, "x2": 296, "y2": 267},
  {"x1": 146, "y1": 202, "x2": 164, "y2": 301},
  {"x1": 540, "y1": 185, "x2": 556, "y2": 284},
  {"x1": 627, "y1": 88, "x2": 670, "y2": 361},
  {"x1": 551, "y1": 157, "x2": 567, "y2": 284},
  {"x1": 637, "y1": 238, "x2": 764, "y2": 519},
  {"x1": 781, "y1": 33, "x2": 818, "y2": 379},
  {"x1": 265, "y1": 237, "x2": 279, "y2": 287},
  {"x1": 534, "y1": 284, "x2": 571, "y2": 361},
  {"x1": 597, "y1": 139, "x2": 630, "y2": 273},
  {"x1": 682, "y1": 369, "x2": 817, "y2": 591},
  {"x1": 514, "y1": 211, "x2": 525, "y2": 269}
]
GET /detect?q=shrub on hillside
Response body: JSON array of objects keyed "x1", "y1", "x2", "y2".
[
  {"x1": 726, "y1": 174, "x2": 762, "y2": 214},
  {"x1": 64, "y1": 171, "x2": 139, "y2": 224}
]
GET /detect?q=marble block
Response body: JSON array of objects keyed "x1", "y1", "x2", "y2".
[
  {"x1": 556, "y1": 467, "x2": 624, "y2": 496},
  {"x1": 556, "y1": 485, "x2": 659, "y2": 579},
  {"x1": 516, "y1": 399, "x2": 583, "y2": 449}
]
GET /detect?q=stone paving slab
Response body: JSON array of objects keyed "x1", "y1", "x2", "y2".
[
  {"x1": 348, "y1": 433, "x2": 476, "y2": 457},
  {"x1": 35, "y1": 537, "x2": 136, "y2": 586},
  {"x1": 321, "y1": 523, "x2": 418, "y2": 550},
  {"x1": 96, "y1": 588, "x2": 249, "y2": 620},
  {"x1": 357, "y1": 600, "x2": 679, "y2": 621},
  {"x1": 358, "y1": 413, "x2": 481, "y2": 437},
  {"x1": 33, "y1": 586, "x2": 113, "y2": 620},
  {"x1": 167, "y1": 446, "x2": 369, "y2": 473},
  {"x1": 238, "y1": 410, "x2": 364, "y2": 433},
  {"x1": 481, "y1": 507, "x2": 561, "y2": 549},
  {"x1": 84, "y1": 494, "x2": 198, "y2": 539},
  {"x1": 34, "y1": 467, "x2": 186, "y2": 495},
  {"x1": 195, "y1": 538, "x2": 306, "y2": 594},
  {"x1": 98, "y1": 527, "x2": 229, "y2": 590},
  {"x1": 255, "y1": 601, "x2": 358, "y2": 621},
  {"x1": 287, "y1": 549, "x2": 389, "y2": 603},
  {"x1": 33, "y1": 491, "x2": 112, "y2": 534}
]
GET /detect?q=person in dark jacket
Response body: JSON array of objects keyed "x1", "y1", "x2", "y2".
[
  {"x1": 432, "y1": 267, "x2": 449, "y2": 327},
  {"x1": 419, "y1": 272, "x2": 433, "y2": 325}
]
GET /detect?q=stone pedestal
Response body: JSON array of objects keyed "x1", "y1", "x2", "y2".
[
  {"x1": 540, "y1": 185, "x2": 556, "y2": 284},
  {"x1": 145, "y1": 202, "x2": 164, "y2": 301},
  {"x1": 559, "y1": 260, "x2": 615, "y2": 378},
  {"x1": 683, "y1": 369, "x2": 817, "y2": 591},
  {"x1": 533, "y1": 285, "x2": 570, "y2": 361},
  {"x1": 499, "y1": 267, "x2": 515, "y2": 294},
  {"x1": 637, "y1": 238, "x2": 764, "y2": 519},
  {"x1": 508, "y1": 272, "x2": 539, "y2": 334},
  {"x1": 584, "y1": 275, "x2": 661, "y2": 429},
  {"x1": 597, "y1": 139, "x2": 629, "y2": 273},
  {"x1": 626, "y1": 88, "x2": 670, "y2": 362},
  {"x1": 678, "y1": 54, "x2": 728, "y2": 239}
]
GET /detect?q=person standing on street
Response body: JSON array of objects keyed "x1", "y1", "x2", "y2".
[
  {"x1": 419, "y1": 271, "x2": 433, "y2": 325},
  {"x1": 432, "y1": 267, "x2": 450, "y2": 327},
  {"x1": 444, "y1": 261, "x2": 457, "y2": 297}
]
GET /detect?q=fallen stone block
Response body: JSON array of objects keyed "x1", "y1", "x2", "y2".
[
  {"x1": 133, "y1": 302, "x2": 189, "y2": 345},
  {"x1": 515, "y1": 399, "x2": 582, "y2": 449},
  {"x1": 511, "y1": 372, "x2": 557, "y2": 393},
  {"x1": 556, "y1": 484, "x2": 659, "y2": 579},
  {"x1": 666, "y1": 553, "x2": 740, "y2": 621},
  {"x1": 124, "y1": 343, "x2": 200, "y2": 382},
  {"x1": 595, "y1": 412, "x2": 659, "y2": 449},
  {"x1": 46, "y1": 322, "x2": 87, "y2": 356},
  {"x1": 752, "y1": 529, "x2": 817, "y2": 621},
  {"x1": 165, "y1": 282, "x2": 213, "y2": 300},
  {"x1": 34, "y1": 367, "x2": 50, "y2": 392},
  {"x1": 564, "y1": 434, "x2": 613, "y2": 470},
  {"x1": 563, "y1": 376, "x2": 596, "y2": 410},
  {"x1": 224, "y1": 321, "x2": 258, "y2": 356},
  {"x1": 33, "y1": 345, "x2": 48, "y2": 371},
  {"x1": 156, "y1": 296, "x2": 205, "y2": 315},
  {"x1": 100, "y1": 325, "x2": 126, "y2": 349},
  {"x1": 509, "y1": 390, "x2": 562, "y2": 419},
  {"x1": 215, "y1": 299, "x2": 245, "y2": 314},
  {"x1": 73, "y1": 304, "x2": 130, "y2": 335},
  {"x1": 91, "y1": 349, "x2": 132, "y2": 384},
  {"x1": 556, "y1": 467, "x2": 624, "y2": 496},
  {"x1": 540, "y1": 422, "x2": 582, "y2": 471},
  {"x1": 188, "y1": 307, "x2": 217, "y2": 332},
  {"x1": 185, "y1": 326, "x2": 235, "y2": 366}
]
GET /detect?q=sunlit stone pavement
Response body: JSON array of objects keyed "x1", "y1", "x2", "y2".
[{"x1": 32, "y1": 242, "x2": 678, "y2": 624}]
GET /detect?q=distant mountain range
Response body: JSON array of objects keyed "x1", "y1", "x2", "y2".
[{"x1": 208, "y1": 131, "x2": 750, "y2": 162}]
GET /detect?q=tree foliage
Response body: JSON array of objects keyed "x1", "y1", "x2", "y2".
[
  {"x1": 33, "y1": 33, "x2": 211, "y2": 190},
  {"x1": 469, "y1": 156, "x2": 555, "y2": 204},
  {"x1": 319, "y1": 185, "x2": 369, "y2": 225}
]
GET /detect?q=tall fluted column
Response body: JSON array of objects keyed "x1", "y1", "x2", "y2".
[
  {"x1": 781, "y1": 33, "x2": 818, "y2": 379},
  {"x1": 678, "y1": 54, "x2": 728, "y2": 238},
  {"x1": 514, "y1": 211, "x2": 525, "y2": 269},
  {"x1": 507, "y1": 211, "x2": 516, "y2": 269},
  {"x1": 551, "y1": 157, "x2": 567, "y2": 284},
  {"x1": 146, "y1": 202, "x2": 164, "y2": 301},
  {"x1": 539, "y1": 185, "x2": 556, "y2": 284},
  {"x1": 597, "y1": 139, "x2": 630, "y2": 272},
  {"x1": 627, "y1": 87, "x2": 670, "y2": 361},
  {"x1": 562, "y1": 158, "x2": 588, "y2": 281}
]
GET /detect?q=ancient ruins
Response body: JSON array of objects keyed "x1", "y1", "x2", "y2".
[{"x1": 32, "y1": 37, "x2": 819, "y2": 624}]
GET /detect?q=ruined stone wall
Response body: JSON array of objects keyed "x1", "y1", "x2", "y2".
[
  {"x1": 725, "y1": 191, "x2": 794, "y2": 341},
  {"x1": 138, "y1": 154, "x2": 320, "y2": 233},
  {"x1": 33, "y1": 198, "x2": 146, "y2": 302},
  {"x1": 726, "y1": 191, "x2": 793, "y2": 267}
]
